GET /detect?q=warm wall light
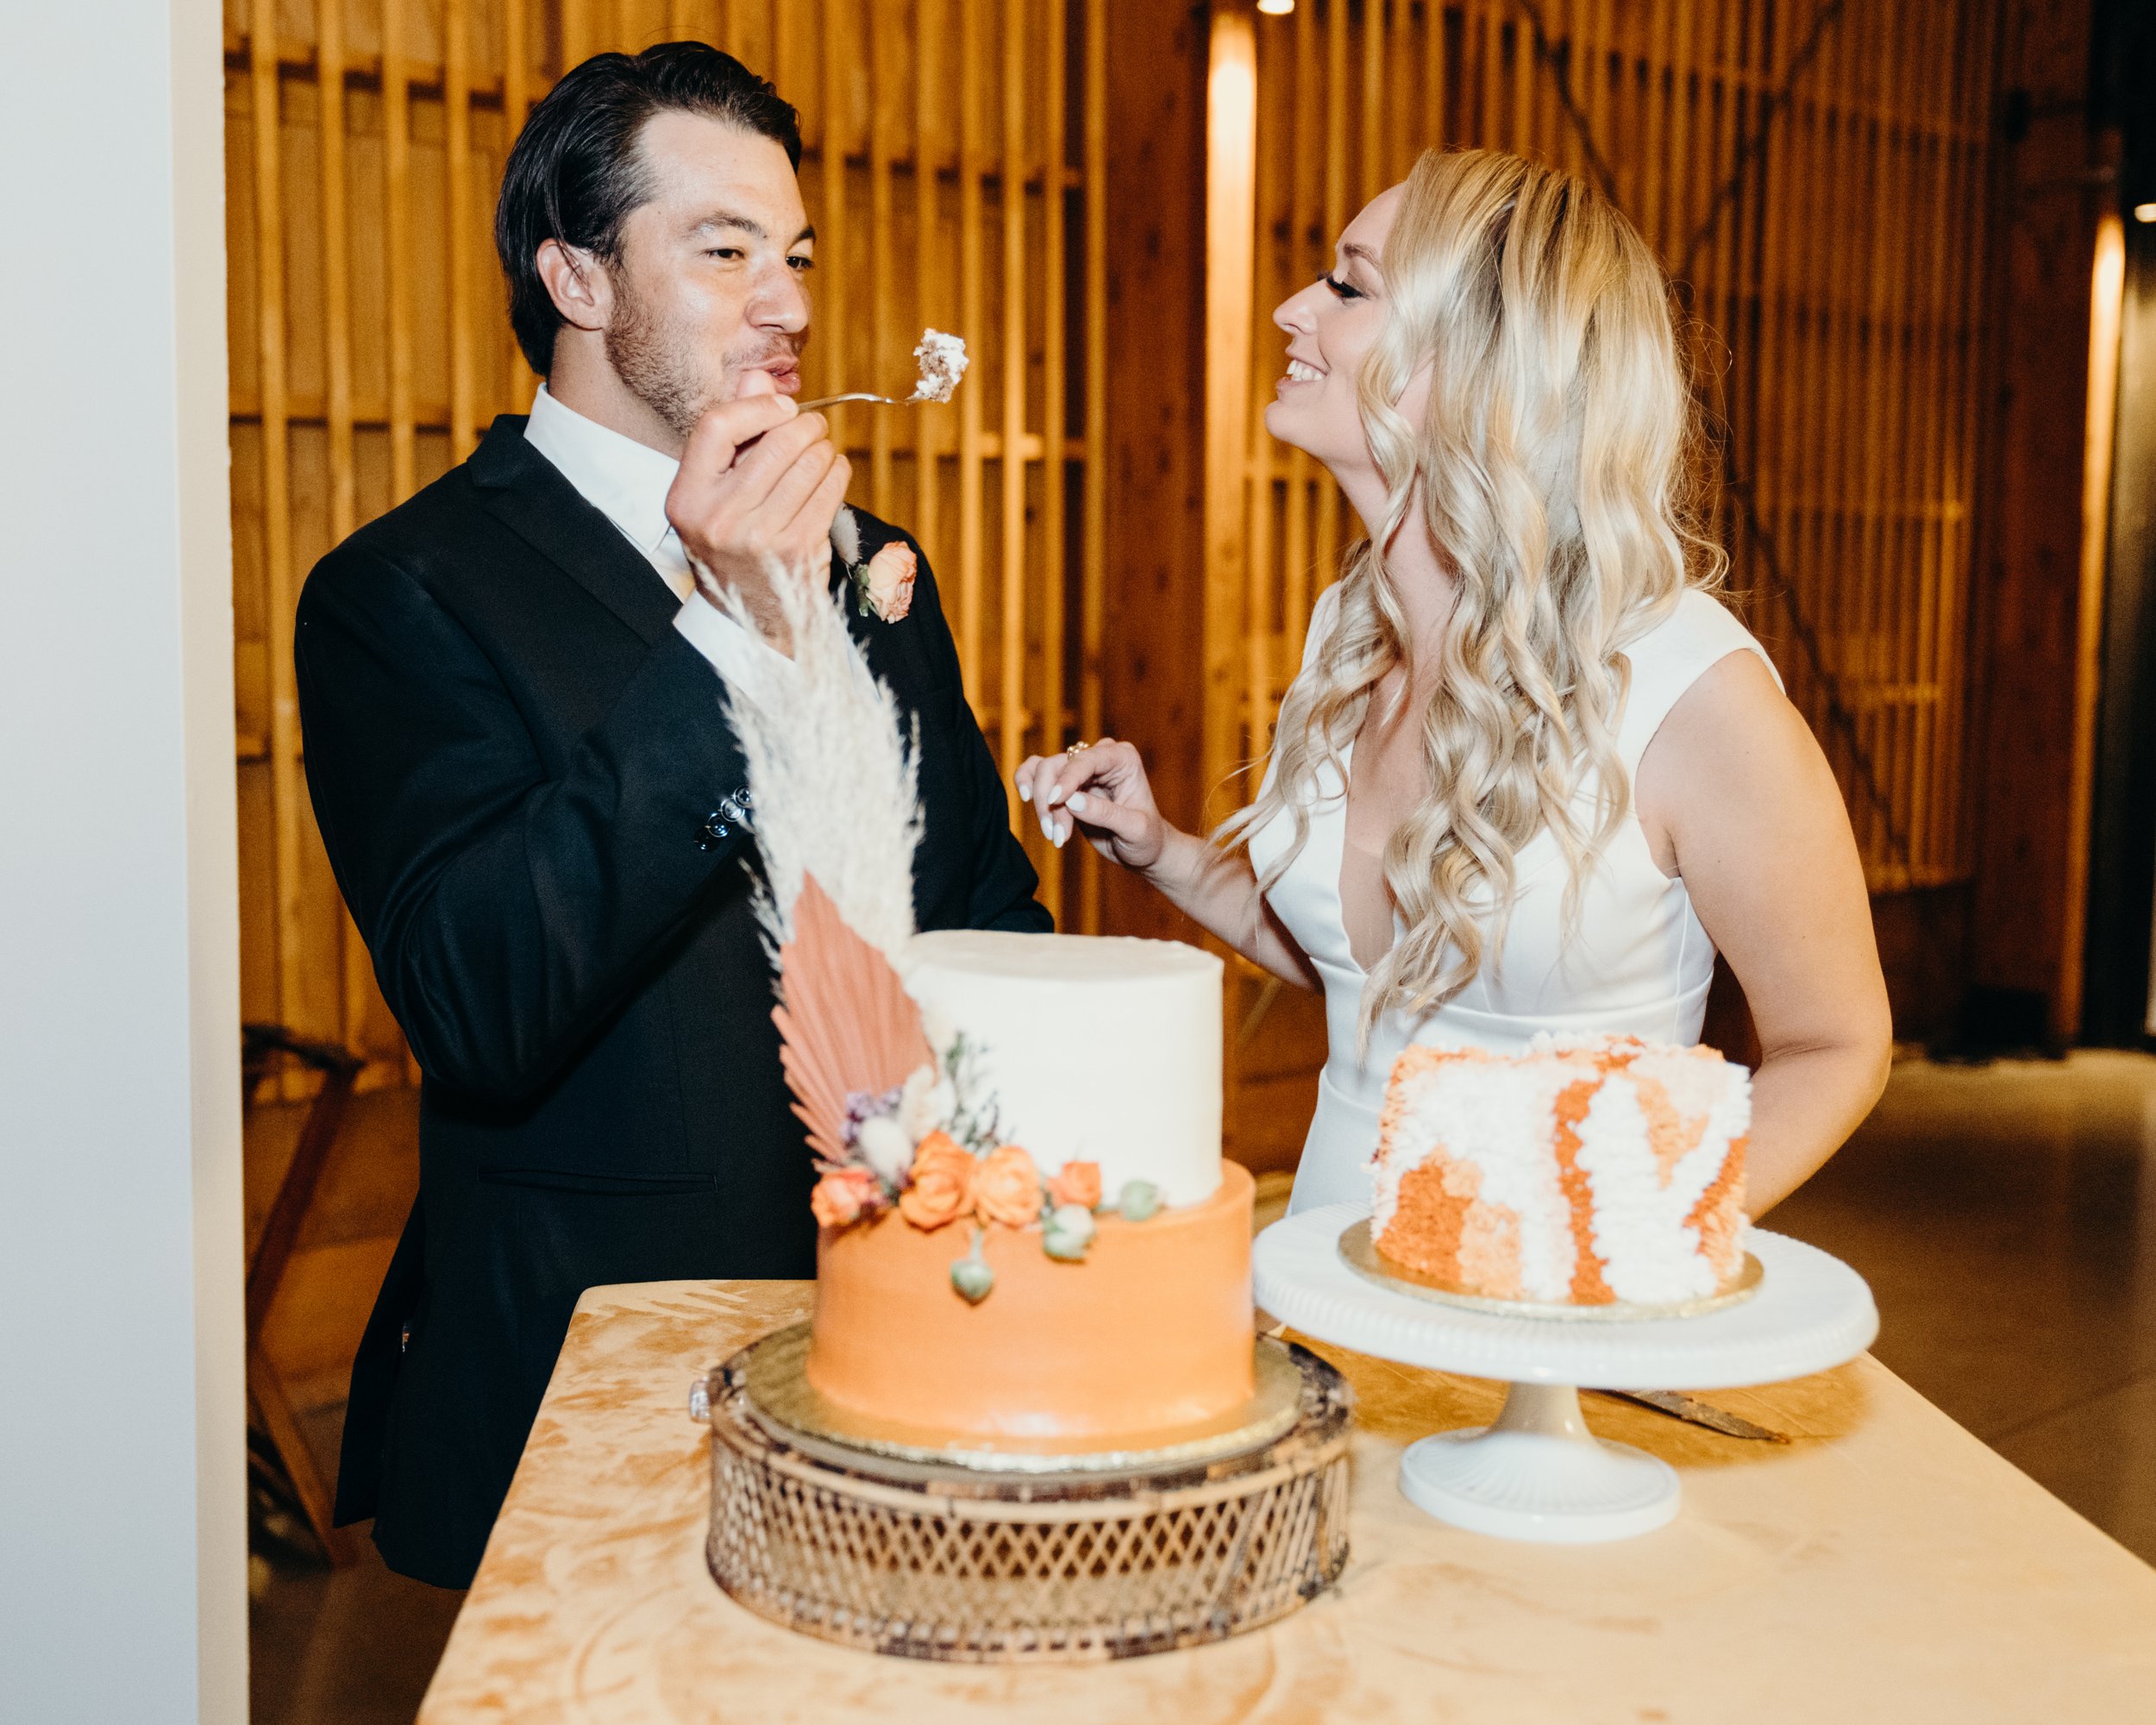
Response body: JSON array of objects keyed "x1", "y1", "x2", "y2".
[
  {"x1": 1257, "y1": 0, "x2": 1295, "y2": 14},
  {"x1": 2135, "y1": 202, "x2": 2156, "y2": 224}
]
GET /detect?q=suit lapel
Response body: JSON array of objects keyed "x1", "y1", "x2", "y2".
[{"x1": 466, "y1": 415, "x2": 678, "y2": 646}]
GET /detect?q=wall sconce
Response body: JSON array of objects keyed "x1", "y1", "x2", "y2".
[
  {"x1": 2134, "y1": 203, "x2": 2156, "y2": 224},
  {"x1": 1257, "y1": 0, "x2": 1295, "y2": 15}
]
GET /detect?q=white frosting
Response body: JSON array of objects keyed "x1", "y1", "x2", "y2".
[
  {"x1": 1571, "y1": 1076, "x2": 1718, "y2": 1302},
  {"x1": 908, "y1": 329, "x2": 968, "y2": 403},
  {"x1": 1371, "y1": 1057, "x2": 1581, "y2": 1301},
  {"x1": 1376, "y1": 1036, "x2": 1749, "y2": 1303},
  {"x1": 898, "y1": 931, "x2": 1223, "y2": 1207}
]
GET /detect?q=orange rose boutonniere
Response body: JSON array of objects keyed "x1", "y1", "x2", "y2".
[
  {"x1": 899, "y1": 1131, "x2": 976, "y2": 1229},
  {"x1": 1047, "y1": 1160, "x2": 1101, "y2": 1211},
  {"x1": 974, "y1": 1144, "x2": 1045, "y2": 1229},
  {"x1": 810, "y1": 1166, "x2": 881, "y2": 1230}
]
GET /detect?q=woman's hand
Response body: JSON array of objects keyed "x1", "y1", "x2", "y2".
[{"x1": 1015, "y1": 738, "x2": 1168, "y2": 872}]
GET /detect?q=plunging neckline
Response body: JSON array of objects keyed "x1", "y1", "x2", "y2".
[{"x1": 1334, "y1": 734, "x2": 1397, "y2": 976}]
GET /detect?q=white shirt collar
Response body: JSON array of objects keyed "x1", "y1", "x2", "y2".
[{"x1": 523, "y1": 384, "x2": 684, "y2": 570}]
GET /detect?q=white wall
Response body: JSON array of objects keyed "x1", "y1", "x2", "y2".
[{"x1": 0, "y1": 0, "x2": 246, "y2": 1719}]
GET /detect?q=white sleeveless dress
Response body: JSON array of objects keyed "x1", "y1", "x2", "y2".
[{"x1": 1248, "y1": 585, "x2": 1780, "y2": 1214}]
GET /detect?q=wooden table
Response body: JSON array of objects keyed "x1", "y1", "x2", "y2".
[{"x1": 420, "y1": 1280, "x2": 2156, "y2": 1723}]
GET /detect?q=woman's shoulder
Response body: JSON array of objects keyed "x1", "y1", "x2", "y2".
[{"x1": 1616, "y1": 586, "x2": 1782, "y2": 766}]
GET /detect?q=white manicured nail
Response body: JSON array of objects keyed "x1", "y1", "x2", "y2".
[
  {"x1": 1018, "y1": 781, "x2": 1031, "y2": 802},
  {"x1": 1067, "y1": 793, "x2": 1088, "y2": 813},
  {"x1": 1054, "y1": 821, "x2": 1069, "y2": 846},
  {"x1": 1046, "y1": 784, "x2": 1065, "y2": 807}
]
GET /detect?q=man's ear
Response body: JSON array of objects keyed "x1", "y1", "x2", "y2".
[{"x1": 536, "y1": 239, "x2": 611, "y2": 333}]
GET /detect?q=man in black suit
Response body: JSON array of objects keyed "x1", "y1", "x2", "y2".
[{"x1": 297, "y1": 43, "x2": 1048, "y2": 1588}]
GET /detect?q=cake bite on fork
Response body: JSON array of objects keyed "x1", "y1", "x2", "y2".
[{"x1": 800, "y1": 329, "x2": 968, "y2": 411}]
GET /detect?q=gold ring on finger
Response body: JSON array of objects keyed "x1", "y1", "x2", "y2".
[{"x1": 1065, "y1": 740, "x2": 1089, "y2": 757}]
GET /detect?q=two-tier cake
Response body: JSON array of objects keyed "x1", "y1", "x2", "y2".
[{"x1": 805, "y1": 930, "x2": 1255, "y2": 1446}]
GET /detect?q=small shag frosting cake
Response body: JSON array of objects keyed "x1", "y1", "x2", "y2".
[
  {"x1": 1370, "y1": 1033, "x2": 1750, "y2": 1307},
  {"x1": 907, "y1": 329, "x2": 968, "y2": 402}
]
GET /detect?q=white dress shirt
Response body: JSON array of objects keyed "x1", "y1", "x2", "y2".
[{"x1": 522, "y1": 384, "x2": 790, "y2": 701}]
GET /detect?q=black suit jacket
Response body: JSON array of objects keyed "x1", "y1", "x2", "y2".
[{"x1": 296, "y1": 414, "x2": 1049, "y2": 1587}]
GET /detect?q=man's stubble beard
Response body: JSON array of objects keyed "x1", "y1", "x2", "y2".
[
  {"x1": 604, "y1": 268, "x2": 710, "y2": 442},
  {"x1": 604, "y1": 265, "x2": 805, "y2": 442}
]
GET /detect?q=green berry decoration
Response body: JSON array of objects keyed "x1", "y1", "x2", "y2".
[
  {"x1": 1117, "y1": 1179, "x2": 1163, "y2": 1222},
  {"x1": 1042, "y1": 1203, "x2": 1097, "y2": 1262},
  {"x1": 950, "y1": 1245, "x2": 994, "y2": 1304}
]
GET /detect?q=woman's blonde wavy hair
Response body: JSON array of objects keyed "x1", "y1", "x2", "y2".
[{"x1": 1220, "y1": 147, "x2": 1724, "y2": 1044}]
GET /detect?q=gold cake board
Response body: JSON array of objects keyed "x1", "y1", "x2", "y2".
[
  {"x1": 698, "y1": 1327, "x2": 1353, "y2": 1663},
  {"x1": 1338, "y1": 1219, "x2": 1765, "y2": 1322}
]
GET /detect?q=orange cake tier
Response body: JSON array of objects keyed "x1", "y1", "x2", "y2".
[
  {"x1": 807, "y1": 1162, "x2": 1257, "y2": 1444},
  {"x1": 1371, "y1": 1035, "x2": 1750, "y2": 1307}
]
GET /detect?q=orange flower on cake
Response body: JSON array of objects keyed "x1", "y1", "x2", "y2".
[
  {"x1": 899, "y1": 1132, "x2": 976, "y2": 1229},
  {"x1": 810, "y1": 1166, "x2": 881, "y2": 1230},
  {"x1": 974, "y1": 1145, "x2": 1045, "y2": 1229},
  {"x1": 1046, "y1": 1160, "x2": 1101, "y2": 1211}
]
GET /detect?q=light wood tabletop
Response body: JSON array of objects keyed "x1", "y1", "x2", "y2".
[{"x1": 418, "y1": 1279, "x2": 2156, "y2": 1724}]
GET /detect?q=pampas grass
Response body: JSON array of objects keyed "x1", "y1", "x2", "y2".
[{"x1": 716, "y1": 557, "x2": 924, "y2": 957}]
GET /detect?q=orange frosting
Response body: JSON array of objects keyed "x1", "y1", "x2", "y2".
[{"x1": 807, "y1": 1162, "x2": 1257, "y2": 1443}]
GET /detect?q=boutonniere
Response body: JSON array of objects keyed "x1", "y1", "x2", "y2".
[{"x1": 831, "y1": 505, "x2": 918, "y2": 624}]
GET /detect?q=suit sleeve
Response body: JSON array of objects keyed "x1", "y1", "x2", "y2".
[
  {"x1": 295, "y1": 543, "x2": 753, "y2": 1103},
  {"x1": 903, "y1": 539, "x2": 1054, "y2": 934}
]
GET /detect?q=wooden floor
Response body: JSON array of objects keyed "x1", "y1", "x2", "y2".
[{"x1": 246, "y1": 1050, "x2": 2156, "y2": 1722}]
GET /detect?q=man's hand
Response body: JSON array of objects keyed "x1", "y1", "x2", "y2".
[{"x1": 666, "y1": 372, "x2": 851, "y2": 654}]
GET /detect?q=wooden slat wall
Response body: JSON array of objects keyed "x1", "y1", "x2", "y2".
[
  {"x1": 1224, "y1": 0, "x2": 2002, "y2": 895},
  {"x1": 226, "y1": 0, "x2": 1101, "y2": 1090}
]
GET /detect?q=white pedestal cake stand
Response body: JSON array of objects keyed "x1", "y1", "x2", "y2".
[{"x1": 1253, "y1": 1204, "x2": 1878, "y2": 1544}]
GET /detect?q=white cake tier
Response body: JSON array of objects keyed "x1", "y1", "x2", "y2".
[{"x1": 898, "y1": 931, "x2": 1224, "y2": 1208}]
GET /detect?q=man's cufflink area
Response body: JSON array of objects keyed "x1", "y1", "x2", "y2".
[{"x1": 695, "y1": 787, "x2": 754, "y2": 850}]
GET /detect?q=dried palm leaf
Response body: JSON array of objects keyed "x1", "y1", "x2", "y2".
[{"x1": 773, "y1": 874, "x2": 935, "y2": 1163}]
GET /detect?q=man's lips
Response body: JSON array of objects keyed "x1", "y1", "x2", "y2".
[{"x1": 741, "y1": 356, "x2": 803, "y2": 394}]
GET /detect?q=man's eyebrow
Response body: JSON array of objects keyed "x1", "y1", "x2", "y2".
[
  {"x1": 689, "y1": 215, "x2": 817, "y2": 250},
  {"x1": 693, "y1": 211, "x2": 766, "y2": 239}
]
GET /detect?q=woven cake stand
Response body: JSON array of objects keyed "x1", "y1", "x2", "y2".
[
  {"x1": 693, "y1": 1330, "x2": 1353, "y2": 1663},
  {"x1": 1254, "y1": 1205, "x2": 1877, "y2": 1545}
]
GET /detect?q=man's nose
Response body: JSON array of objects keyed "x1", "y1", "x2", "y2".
[{"x1": 751, "y1": 264, "x2": 811, "y2": 334}]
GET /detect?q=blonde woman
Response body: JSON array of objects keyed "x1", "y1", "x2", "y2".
[{"x1": 1018, "y1": 149, "x2": 1890, "y2": 1217}]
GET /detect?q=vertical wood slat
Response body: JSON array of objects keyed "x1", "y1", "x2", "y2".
[
  {"x1": 821, "y1": 0, "x2": 849, "y2": 458},
  {"x1": 1039, "y1": 0, "x2": 1069, "y2": 920},
  {"x1": 1244, "y1": 9, "x2": 1277, "y2": 770},
  {"x1": 447, "y1": 0, "x2": 479, "y2": 462},
  {"x1": 868, "y1": 0, "x2": 895, "y2": 518},
  {"x1": 317, "y1": 0, "x2": 375, "y2": 1065},
  {"x1": 914, "y1": 0, "x2": 944, "y2": 592},
  {"x1": 505, "y1": 0, "x2": 537, "y2": 406},
  {"x1": 957, "y1": 0, "x2": 987, "y2": 711},
  {"x1": 1360, "y1": 0, "x2": 1384, "y2": 202},
  {"x1": 1000, "y1": 0, "x2": 1028, "y2": 819},
  {"x1": 250, "y1": 0, "x2": 307, "y2": 1092},
  {"x1": 1282, "y1": 0, "x2": 1319, "y2": 677},
  {"x1": 384, "y1": 0, "x2": 417, "y2": 509},
  {"x1": 1079, "y1": 0, "x2": 1107, "y2": 932},
  {"x1": 1205, "y1": 6, "x2": 1258, "y2": 827}
]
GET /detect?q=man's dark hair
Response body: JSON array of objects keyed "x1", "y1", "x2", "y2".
[{"x1": 496, "y1": 43, "x2": 801, "y2": 375}]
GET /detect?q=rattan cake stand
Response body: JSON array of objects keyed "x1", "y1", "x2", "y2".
[
  {"x1": 1255, "y1": 1204, "x2": 1878, "y2": 1544},
  {"x1": 693, "y1": 1323, "x2": 1354, "y2": 1663}
]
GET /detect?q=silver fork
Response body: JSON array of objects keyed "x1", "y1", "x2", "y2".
[{"x1": 797, "y1": 391, "x2": 918, "y2": 411}]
